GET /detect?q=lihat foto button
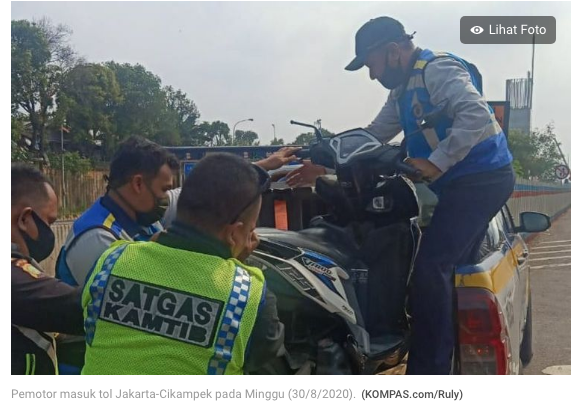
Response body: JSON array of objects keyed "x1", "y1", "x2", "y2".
[{"x1": 461, "y1": 16, "x2": 556, "y2": 44}]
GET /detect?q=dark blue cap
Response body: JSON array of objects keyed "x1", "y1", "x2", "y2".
[{"x1": 346, "y1": 17, "x2": 410, "y2": 71}]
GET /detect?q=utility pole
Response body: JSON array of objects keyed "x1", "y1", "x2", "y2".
[
  {"x1": 530, "y1": 34, "x2": 535, "y2": 108},
  {"x1": 61, "y1": 125, "x2": 66, "y2": 210},
  {"x1": 553, "y1": 136, "x2": 570, "y2": 170}
]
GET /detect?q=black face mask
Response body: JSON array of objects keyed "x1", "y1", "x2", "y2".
[
  {"x1": 21, "y1": 210, "x2": 55, "y2": 263},
  {"x1": 378, "y1": 51, "x2": 407, "y2": 90},
  {"x1": 113, "y1": 183, "x2": 169, "y2": 227},
  {"x1": 135, "y1": 195, "x2": 169, "y2": 227}
]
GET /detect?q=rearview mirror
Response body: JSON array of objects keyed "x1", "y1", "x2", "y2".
[{"x1": 516, "y1": 212, "x2": 551, "y2": 233}]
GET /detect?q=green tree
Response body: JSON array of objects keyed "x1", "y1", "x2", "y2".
[
  {"x1": 11, "y1": 115, "x2": 31, "y2": 162},
  {"x1": 185, "y1": 122, "x2": 209, "y2": 146},
  {"x1": 511, "y1": 160, "x2": 524, "y2": 178},
  {"x1": 163, "y1": 86, "x2": 200, "y2": 145},
  {"x1": 11, "y1": 18, "x2": 77, "y2": 158},
  {"x1": 186, "y1": 121, "x2": 232, "y2": 147},
  {"x1": 507, "y1": 123, "x2": 564, "y2": 181},
  {"x1": 47, "y1": 151, "x2": 92, "y2": 174},
  {"x1": 57, "y1": 63, "x2": 122, "y2": 156},
  {"x1": 105, "y1": 62, "x2": 167, "y2": 141},
  {"x1": 11, "y1": 114, "x2": 25, "y2": 142},
  {"x1": 270, "y1": 137, "x2": 285, "y2": 145},
  {"x1": 233, "y1": 130, "x2": 260, "y2": 146},
  {"x1": 151, "y1": 129, "x2": 182, "y2": 147},
  {"x1": 291, "y1": 128, "x2": 334, "y2": 145},
  {"x1": 205, "y1": 121, "x2": 231, "y2": 146}
]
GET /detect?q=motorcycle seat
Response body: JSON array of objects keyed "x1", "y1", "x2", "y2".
[{"x1": 256, "y1": 226, "x2": 359, "y2": 269}]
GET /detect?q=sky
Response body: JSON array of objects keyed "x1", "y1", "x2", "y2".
[{"x1": 10, "y1": 1, "x2": 572, "y2": 156}]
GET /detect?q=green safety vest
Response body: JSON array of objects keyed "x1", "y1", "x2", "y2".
[{"x1": 81, "y1": 240, "x2": 264, "y2": 375}]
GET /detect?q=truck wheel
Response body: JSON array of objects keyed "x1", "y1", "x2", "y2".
[{"x1": 520, "y1": 289, "x2": 533, "y2": 366}]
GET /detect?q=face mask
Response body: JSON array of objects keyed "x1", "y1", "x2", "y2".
[
  {"x1": 378, "y1": 51, "x2": 407, "y2": 90},
  {"x1": 135, "y1": 195, "x2": 169, "y2": 227},
  {"x1": 113, "y1": 182, "x2": 169, "y2": 227},
  {"x1": 21, "y1": 210, "x2": 55, "y2": 263}
]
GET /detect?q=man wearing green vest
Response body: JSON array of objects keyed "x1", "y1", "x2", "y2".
[{"x1": 82, "y1": 153, "x2": 284, "y2": 374}]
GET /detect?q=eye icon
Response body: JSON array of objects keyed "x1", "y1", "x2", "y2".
[{"x1": 470, "y1": 26, "x2": 484, "y2": 34}]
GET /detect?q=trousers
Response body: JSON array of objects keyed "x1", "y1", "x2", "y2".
[{"x1": 406, "y1": 164, "x2": 515, "y2": 374}]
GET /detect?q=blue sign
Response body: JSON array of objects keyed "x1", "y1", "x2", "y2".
[{"x1": 183, "y1": 162, "x2": 196, "y2": 178}]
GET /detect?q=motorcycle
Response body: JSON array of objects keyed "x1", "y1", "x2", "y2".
[{"x1": 246, "y1": 120, "x2": 431, "y2": 374}]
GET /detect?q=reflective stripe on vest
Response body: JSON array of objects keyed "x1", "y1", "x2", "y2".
[
  {"x1": 56, "y1": 199, "x2": 125, "y2": 286},
  {"x1": 69, "y1": 199, "x2": 124, "y2": 242},
  {"x1": 208, "y1": 266, "x2": 252, "y2": 375},
  {"x1": 57, "y1": 199, "x2": 162, "y2": 286},
  {"x1": 399, "y1": 49, "x2": 512, "y2": 188},
  {"x1": 84, "y1": 242, "x2": 129, "y2": 345},
  {"x1": 13, "y1": 324, "x2": 58, "y2": 374},
  {"x1": 25, "y1": 353, "x2": 36, "y2": 375},
  {"x1": 400, "y1": 49, "x2": 484, "y2": 159}
]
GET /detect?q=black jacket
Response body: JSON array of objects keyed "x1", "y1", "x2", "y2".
[{"x1": 11, "y1": 248, "x2": 84, "y2": 375}]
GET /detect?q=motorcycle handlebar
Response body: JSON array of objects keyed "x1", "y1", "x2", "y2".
[
  {"x1": 290, "y1": 120, "x2": 315, "y2": 129},
  {"x1": 296, "y1": 148, "x2": 422, "y2": 176},
  {"x1": 294, "y1": 141, "x2": 424, "y2": 179},
  {"x1": 395, "y1": 160, "x2": 421, "y2": 177},
  {"x1": 290, "y1": 120, "x2": 323, "y2": 141},
  {"x1": 294, "y1": 148, "x2": 310, "y2": 159}
]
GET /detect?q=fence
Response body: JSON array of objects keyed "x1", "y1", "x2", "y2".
[
  {"x1": 507, "y1": 178, "x2": 571, "y2": 224},
  {"x1": 45, "y1": 169, "x2": 108, "y2": 219},
  {"x1": 40, "y1": 169, "x2": 107, "y2": 273},
  {"x1": 43, "y1": 219, "x2": 74, "y2": 275},
  {"x1": 41, "y1": 177, "x2": 571, "y2": 275}
]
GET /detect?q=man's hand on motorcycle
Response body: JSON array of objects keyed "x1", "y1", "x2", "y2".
[
  {"x1": 405, "y1": 158, "x2": 442, "y2": 182},
  {"x1": 286, "y1": 160, "x2": 327, "y2": 187},
  {"x1": 255, "y1": 146, "x2": 302, "y2": 171}
]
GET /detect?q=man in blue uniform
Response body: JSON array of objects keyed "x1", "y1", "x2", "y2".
[
  {"x1": 56, "y1": 136, "x2": 179, "y2": 287},
  {"x1": 288, "y1": 16, "x2": 515, "y2": 374}
]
